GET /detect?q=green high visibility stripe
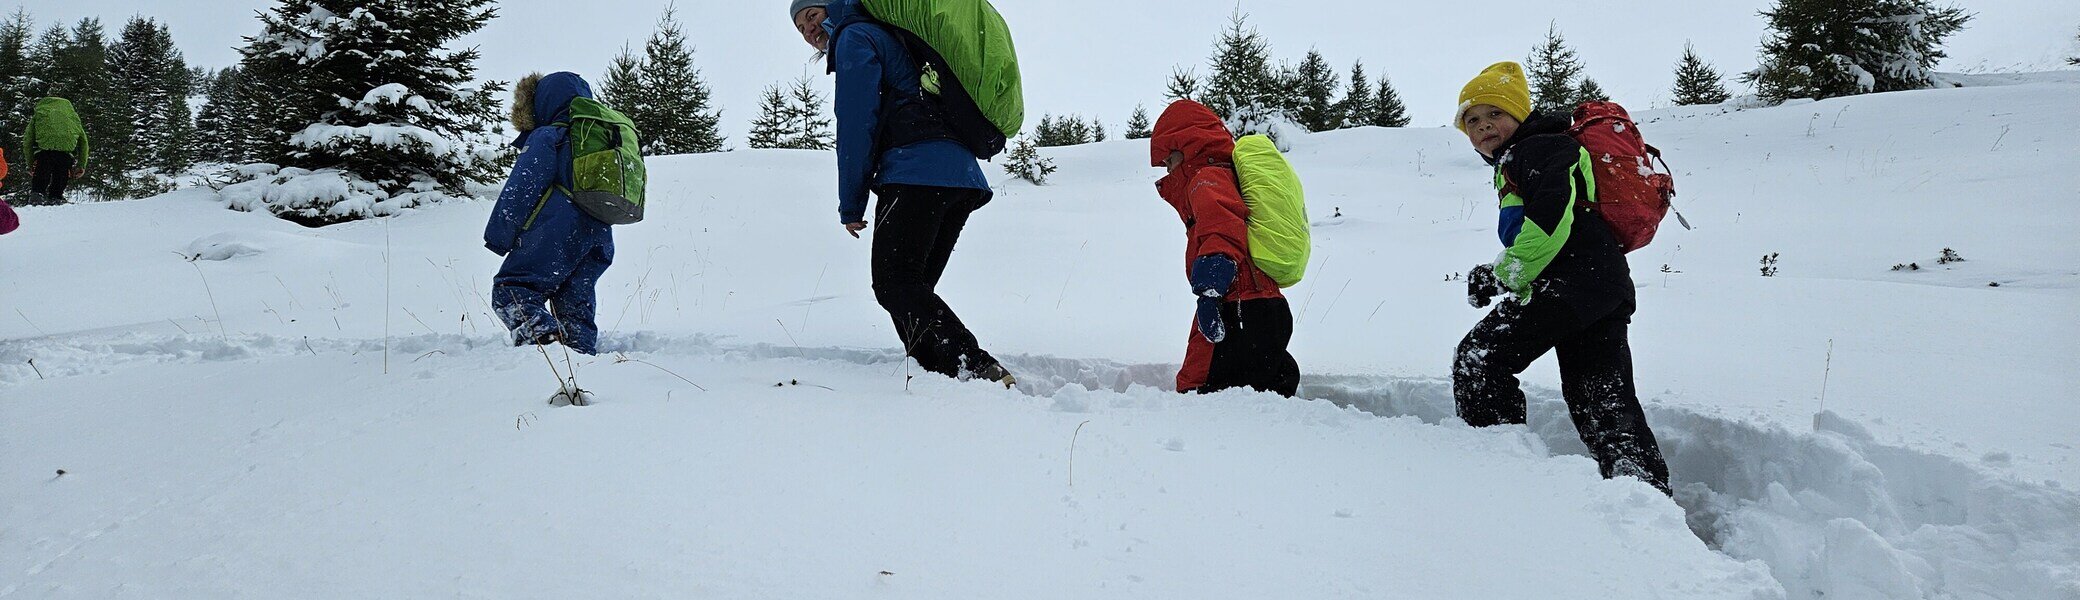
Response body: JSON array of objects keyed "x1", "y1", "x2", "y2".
[{"x1": 1493, "y1": 147, "x2": 1593, "y2": 300}]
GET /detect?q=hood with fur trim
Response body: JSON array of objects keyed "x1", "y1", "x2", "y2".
[{"x1": 509, "y1": 72, "x2": 594, "y2": 147}]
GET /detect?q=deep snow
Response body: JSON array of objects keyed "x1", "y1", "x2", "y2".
[{"x1": 3, "y1": 73, "x2": 2078, "y2": 598}]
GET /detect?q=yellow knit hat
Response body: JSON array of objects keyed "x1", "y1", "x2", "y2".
[{"x1": 1455, "y1": 61, "x2": 1533, "y2": 131}]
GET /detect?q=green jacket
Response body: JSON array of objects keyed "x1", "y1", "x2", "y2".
[
  {"x1": 24, "y1": 97, "x2": 89, "y2": 168},
  {"x1": 1487, "y1": 114, "x2": 1634, "y2": 309}
]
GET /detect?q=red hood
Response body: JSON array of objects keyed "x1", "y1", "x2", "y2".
[
  {"x1": 1150, "y1": 100, "x2": 1235, "y2": 169},
  {"x1": 1152, "y1": 100, "x2": 1237, "y2": 222}
]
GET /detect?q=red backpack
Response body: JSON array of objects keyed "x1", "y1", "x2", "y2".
[{"x1": 1568, "y1": 101, "x2": 1688, "y2": 253}]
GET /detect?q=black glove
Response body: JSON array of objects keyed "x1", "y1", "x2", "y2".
[{"x1": 1466, "y1": 264, "x2": 1504, "y2": 308}]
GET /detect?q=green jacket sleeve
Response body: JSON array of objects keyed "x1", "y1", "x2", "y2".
[{"x1": 1494, "y1": 135, "x2": 1591, "y2": 299}]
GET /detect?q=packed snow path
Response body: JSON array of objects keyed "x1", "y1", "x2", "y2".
[{"x1": 5, "y1": 73, "x2": 2079, "y2": 597}]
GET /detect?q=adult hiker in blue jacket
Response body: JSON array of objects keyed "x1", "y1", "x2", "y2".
[
  {"x1": 483, "y1": 72, "x2": 614, "y2": 355},
  {"x1": 789, "y1": 0, "x2": 1013, "y2": 386}
]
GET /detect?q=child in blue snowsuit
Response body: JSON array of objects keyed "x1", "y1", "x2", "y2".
[{"x1": 484, "y1": 72, "x2": 614, "y2": 354}]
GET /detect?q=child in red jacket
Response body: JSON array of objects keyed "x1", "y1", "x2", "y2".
[{"x1": 1149, "y1": 100, "x2": 1298, "y2": 396}]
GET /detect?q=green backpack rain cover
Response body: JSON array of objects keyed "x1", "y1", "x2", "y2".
[
  {"x1": 556, "y1": 97, "x2": 647, "y2": 225},
  {"x1": 859, "y1": 0, "x2": 1023, "y2": 139},
  {"x1": 1232, "y1": 135, "x2": 1310, "y2": 288}
]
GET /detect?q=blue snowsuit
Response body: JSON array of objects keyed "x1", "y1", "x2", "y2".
[{"x1": 484, "y1": 72, "x2": 614, "y2": 355}]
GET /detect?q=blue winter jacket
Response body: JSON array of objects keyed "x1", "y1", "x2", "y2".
[
  {"x1": 484, "y1": 72, "x2": 612, "y2": 256},
  {"x1": 823, "y1": 0, "x2": 991, "y2": 224}
]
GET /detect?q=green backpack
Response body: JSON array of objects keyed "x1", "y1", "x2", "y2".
[
  {"x1": 1232, "y1": 135, "x2": 1310, "y2": 288},
  {"x1": 858, "y1": 0, "x2": 1024, "y2": 155},
  {"x1": 555, "y1": 97, "x2": 647, "y2": 225}
]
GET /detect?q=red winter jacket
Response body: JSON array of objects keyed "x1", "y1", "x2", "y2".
[{"x1": 1150, "y1": 101, "x2": 1281, "y2": 302}]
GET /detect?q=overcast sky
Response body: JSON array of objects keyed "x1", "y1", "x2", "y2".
[{"x1": 19, "y1": 0, "x2": 2080, "y2": 140}]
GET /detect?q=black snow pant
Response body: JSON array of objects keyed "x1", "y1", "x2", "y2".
[
  {"x1": 871, "y1": 184, "x2": 1000, "y2": 380},
  {"x1": 1453, "y1": 297, "x2": 1672, "y2": 495},
  {"x1": 29, "y1": 151, "x2": 74, "y2": 204},
  {"x1": 1190, "y1": 297, "x2": 1301, "y2": 397}
]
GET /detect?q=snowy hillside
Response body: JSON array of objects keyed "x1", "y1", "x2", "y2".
[{"x1": 4, "y1": 73, "x2": 2078, "y2": 599}]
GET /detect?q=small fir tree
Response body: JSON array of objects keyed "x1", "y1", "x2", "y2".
[
  {"x1": 1125, "y1": 104, "x2": 1152, "y2": 139},
  {"x1": 745, "y1": 83, "x2": 791, "y2": 149},
  {"x1": 1526, "y1": 21, "x2": 1584, "y2": 116},
  {"x1": 1744, "y1": 0, "x2": 1970, "y2": 103},
  {"x1": 636, "y1": 7, "x2": 726, "y2": 154},
  {"x1": 1335, "y1": 60, "x2": 1373, "y2": 129},
  {"x1": 1370, "y1": 75, "x2": 1410, "y2": 127},
  {"x1": 1200, "y1": 9, "x2": 1278, "y2": 119},
  {"x1": 1089, "y1": 117, "x2": 1106, "y2": 142},
  {"x1": 1001, "y1": 136, "x2": 1055, "y2": 185},
  {"x1": 783, "y1": 75, "x2": 832, "y2": 150},
  {"x1": 1670, "y1": 42, "x2": 1733, "y2": 105},
  {"x1": 1291, "y1": 49, "x2": 1340, "y2": 132},
  {"x1": 598, "y1": 44, "x2": 644, "y2": 117}
]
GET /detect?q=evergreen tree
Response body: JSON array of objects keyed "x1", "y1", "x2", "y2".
[
  {"x1": 1124, "y1": 104, "x2": 1152, "y2": 139},
  {"x1": 1034, "y1": 114, "x2": 1079, "y2": 147},
  {"x1": 1001, "y1": 136, "x2": 1055, "y2": 185},
  {"x1": 1574, "y1": 77, "x2": 1610, "y2": 104},
  {"x1": 234, "y1": 0, "x2": 507, "y2": 223},
  {"x1": 748, "y1": 76, "x2": 832, "y2": 151},
  {"x1": 1271, "y1": 61, "x2": 1301, "y2": 116},
  {"x1": 1370, "y1": 75, "x2": 1410, "y2": 127},
  {"x1": 1744, "y1": 0, "x2": 1970, "y2": 103},
  {"x1": 26, "y1": 24, "x2": 63, "y2": 85},
  {"x1": 1089, "y1": 117, "x2": 1106, "y2": 142},
  {"x1": 1200, "y1": 9, "x2": 1278, "y2": 119},
  {"x1": 598, "y1": 44, "x2": 644, "y2": 116},
  {"x1": 783, "y1": 75, "x2": 832, "y2": 150},
  {"x1": 1164, "y1": 67, "x2": 1199, "y2": 102},
  {"x1": 1291, "y1": 49, "x2": 1340, "y2": 132},
  {"x1": 0, "y1": 10, "x2": 35, "y2": 190},
  {"x1": 108, "y1": 17, "x2": 193, "y2": 193},
  {"x1": 193, "y1": 66, "x2": 248, "y2": 162},
  {"x1": 1671, "y1": 42, "x2": 1733, "y2": 105},
  {"x1": 745, "y1": 83, "x2": 790, "y2": 149},
  {"x1": 636, "y1": 7, "x2": 725, "y2": 154},
  {"x1": 1334, "y1": 60, "x2": 1372, "y2": 129},
  {"x1": 1526, "y1": 21, "x2": 1584, "y2": 116}
]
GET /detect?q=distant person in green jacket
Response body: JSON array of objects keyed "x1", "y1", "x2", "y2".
[{"x1": 23, "y1": 94, "x2": 89, "y2": 205}]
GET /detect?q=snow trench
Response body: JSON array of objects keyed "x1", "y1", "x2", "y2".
[{"x1": 4, "y1": 332, "x2": 2075, "y2": 600}]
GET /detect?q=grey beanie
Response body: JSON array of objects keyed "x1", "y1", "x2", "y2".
[{"x1": 789, "y1": 0, "x2": 829, "y2": 19}]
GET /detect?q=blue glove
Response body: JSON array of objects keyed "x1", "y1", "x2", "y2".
[{"x1": 1191, "y1": 255, "x2": 1238, "y2": 343}]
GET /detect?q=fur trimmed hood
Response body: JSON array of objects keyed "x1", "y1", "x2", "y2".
[
  {"x1": 510, "y1": 72, "x2": 543, "y2": 132},
  {"x1": 508, "y1": 71, "x2": 593, "y2": 147}
]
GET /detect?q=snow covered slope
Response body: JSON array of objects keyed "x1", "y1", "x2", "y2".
[{"x1": 3, "y1": 73, "x2": 2077, "y2": 598}]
